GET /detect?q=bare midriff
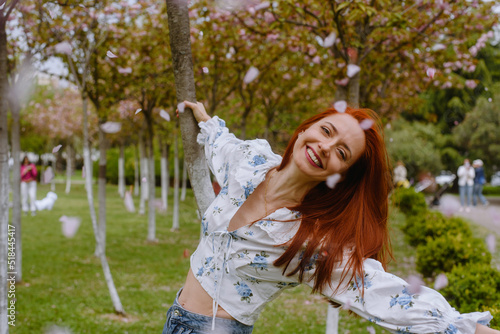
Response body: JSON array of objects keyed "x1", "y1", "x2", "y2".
[{"x1": 178, "y1": 268, "x2": 236, "y2": 320}]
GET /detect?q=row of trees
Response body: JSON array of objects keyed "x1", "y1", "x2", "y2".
[{"x1": 0, "y1": 0, "x2": 498, "y2": 331}]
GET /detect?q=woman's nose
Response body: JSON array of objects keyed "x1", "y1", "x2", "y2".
[{"x1": 318, "y1": 141, "x2": 334, "y2": 156}]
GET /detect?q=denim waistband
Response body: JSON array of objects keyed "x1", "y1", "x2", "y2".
[{"x1": 169, "y1": 288, "x2": 253, "y2": 333}]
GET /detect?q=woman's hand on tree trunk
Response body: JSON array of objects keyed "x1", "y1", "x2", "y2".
[{"x1": 177, "y1": 100, "x2": 211, "y2": 123}]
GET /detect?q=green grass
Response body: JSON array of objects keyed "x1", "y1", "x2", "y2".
[{"x1": 10, "y1": 183, "x2": 463, "y2": 333}]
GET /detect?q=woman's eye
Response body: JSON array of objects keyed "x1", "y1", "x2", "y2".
[
  {"x1": 338, "y1": 149, "x2": 346, "y2": 161},
  {"x1": 321, "y1": 126, "x2": 330, "y2": 135}
]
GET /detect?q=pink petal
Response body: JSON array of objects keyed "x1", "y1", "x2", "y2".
[
  {"x1": 333, "y1": 100, "x2": 347, "y2": 113},
  {"x1": 312, "y1": 55, "x2": 321, "y2": 64},
  {"x1": 124, "y1": 191, "x2": 135, "y2": 213},
  {"x1": 59, "y1": 216, "x2": 81, "y2": 238},
  {"x1": 304, "y1": 300, "x2": 311, "y2": 305},
  {"x1": 315, "y1": 36, "x2": 324, "y2": 47},
  {"x1": 486, "y1": 234, "x2": 496, "y2": 253},
  {"x1": 254, "y1": 2, "x2": 270, "y2": 11},
  {"x1": 44, "y1": 168, "x2": 54, "y2": 184},
  {"x1": 426, "y1": 68, "x2": 436, "y2": 79},
  {"x1": 346, "y1": 64, "x2": 360, "y2": 78},
  {"x1": 407, "y1": 275, "x2": 424, "y2": 294},
  {"x1": 177, "y1": 102, "x2": 185, "y2": 113},
  {"x1": 367, "y1": 326, "x2": 376, "y2": 334},
  {"x1": 335, "y1": 77, "x2": 349, "y2": 86},
  {"x1": 106, "y1": 50, "x2": 118, "y2": 58},
  {"x1": 202, "y1": 67, "x2": 209, "y2": 74},
  {"x1": 326, "y1": 174, "x2": 341, "y2": 189},
  {"x1": 118, "y1": 67, "x2": 132, "y2": 74},
  {"x1": 432, "y1": 43, "x2": 446, "y2": 51},
  {"x1": 100, "y1": 122, "x2": 121, "y2": 134},
  {"x1": 323, "y1": 32, "x2": 337, "y2": 48},
  {"x1": 135, "y1": 108, "x2": 142, "y2": 115},
  {"x1": 342, "y1": 299, "x2": 351, "y2": 310},
  {"x1": 434, "y1": 273, "x2": 448, "y2": 290},
  {"x1": 47, "y1": 9, "x2": 56, "y2": 19},
  {"x1": 359, "y1": 119, "x2": 374, "y2": 130},
  {"x1": 439, "y1": 195, "x2": 460, "y2": 217},
  {"x1": 142, "y1": 177, "x2": 147, "y2": 183},
  {"x1": 0, "y1": 2, "x2": 5, "y2": 10},
  {"x1": 54, "y1": 42, "x2": 72, "y2": 55},
  {"x1": 465, "y1": 80, "x2": 477, "y2": 89},
  {"x1": 243, "y1": 66, "x2": 259, "y2": 84},
  {"x1": 282, "y1": 73, "x2": 292, "y2": 80},
  {"x1": 160, "y1": 109, "x2": 170, "y2": 121},
  {"x1": 79, "y1": 4, "x2": 85, "y2": 8},
  {"x1": 52, "y1": 144, "x2": 62, "y2": 153}
]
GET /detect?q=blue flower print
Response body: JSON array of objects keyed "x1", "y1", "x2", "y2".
[
  {"x1": 249, "y1": 155, "x2": 267, "y2": 167},
  {"x1": 219, "y1": 185, "x2": 228, "y2": 195},
  {"x1": 231, "y1": 197, "x2": 244, "y2": 207},
  {"x1": 250, "y1": 251, "x2": 269, "y2": 271},
  {"x1": 243, "y1": 181, "x2": 255, "y2": 199},
  {"x1": 426, "y1": 308, "x2": 443, "y2": 318},
  {"x1": 214, "y1": 129, "x2": 223, "y2": 141},
  {"x1": 390, "y1": 288, "x2": 418, "y2": 310},
  {"x1": 201, "y1": 215, "x2": 209, "y2": 236},
  {"x1": 348, "y1": 273, "x2": 373, "y2": 291},
  {"x1": 395, "y1": 327, "x2": 412, "y2": 333},
  {"x1": 368, "y1": 317, "x2": 382, "y2": 324},
  {"x1": 234, "y1": 281, "x2": 253, "y2": 303},
  {"x1": 196, "y1": 267, "x2": 204, "y2": 277},
  {"x1": 444, "y1": 324, "x2": 458, "y2": 334},
  {"x1": 218, "y1": 119, "x2": 226, "y2": 127}
]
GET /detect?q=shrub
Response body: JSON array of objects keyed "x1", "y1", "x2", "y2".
[
  {"x1": 483, "y1": 185, "x2": 500, "y2": 196},
  {"x1": 440, "y1": 264, "x2": 500, "y2": 314},
  {"x1": 391, "y1": 187, "x2": 427, "y2": 216},
  {"x1": 403, "y1": 212, "x2": 472, "y2": 247},
  {"x1": 416, "y1": 234, "x2": 491, "y2": 277},
  {"x1": 483, "y1": 307, "x2": 500, "y2": 330}
]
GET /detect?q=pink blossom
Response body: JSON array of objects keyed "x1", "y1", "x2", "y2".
[
  {"x1": 335, "y1": 78, "x2": 349, "y2": 86},
  {"x1": 177, "y1": 102, "x2": 185, "y2": 113},
  {"x1": 266, "y1": 33, "x2": 280, "y2": 42},
  {"x1": 55, "y1": 42, "x2": 72, "y2": 55},
  {"x1": 159, "y1": 109, "x2": 170, "y2": 121},
  {"x1": 106, "y1": 50, "x2": 118, "y2": 58},
  {"x1": 367, "y1": 327, "x2": 376, "y2": 334},
  {"x1": 426, "y1": 68, "x2": 436, "y2": 79},
  {"x1": 100, "y1": 122, "x2": 121, "y2": 134},
  {"x1": 326, "y1": 174, "x2": 341, "y2": 189},
  {"x1": 44, "y1": 168, "x2": 54, "y2": 184},
  {"x1": 439, "y1": 195, "x2": 460, "y2": 217},
  {"x1": 465, "y1": 80, "x2": 477, "y2": 89},
  {"x1": 434, "y1": 273, "x2": 448, "y2": 290},
  {"x1": 346, "y1": 64, "x2": 360, "y2": 78},
  {"x1": 118, "y1": 67, "x2": 132, "y2": 74},
  {"x1": 282, "y1": 73, "x2": 292, "y2": 80},
  {"x1": 359, "y1": 119, "x2": 374, "y2": 130},
  {"x1": 407, "y1": 275, "x2": 424, "y2": 294},
  {"x1": 312, "y1": 56, "x2": 321, "y2": 64},
  {"x1": 124, "y1": 191, "x2": 135, "y2": 213},
  {"x1": 52, "y1": 144, "x2": 62, "y2": 153},
  {"x1": 469, "y1": 46, "x2": 478, "y2": 57},
  {"x1": 333, "y1": 100, "x2": 347, "y2": 113},
  {"x1": 59, "y1": 216, "x2": 81, "y2": 238},
  {"x1": 135, "y1": 108, "x2": 142, "y2": 115},
  {"x1": 243, "y1": 66, "x2": 259, "y2": 84},
  {"x1": 264, "y1": 12, "x2": 275, "y2": 23}
]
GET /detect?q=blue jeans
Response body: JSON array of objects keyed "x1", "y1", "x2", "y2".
[
  {"x1": 162, "y1": 288, "x2": 254, "y2": 334},
  {"x1": 473, "y1": 183, "x2": 488, "y2": 206},
  {"x1": 459, "y1": 185, "x2": 473, "y2": 207}
]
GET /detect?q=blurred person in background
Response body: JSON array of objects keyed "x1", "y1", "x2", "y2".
[
  {"x1": 21, "y1": 156, "x2": 38, "y2": 216},
  {"x1": 472, "y1": 159, "x2": 489, "y2": 207}
]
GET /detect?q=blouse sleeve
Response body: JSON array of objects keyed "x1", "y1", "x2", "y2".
[
  {"x1": 306, "y1": 258, "x2": 492, "y2": 333},
  {"x1": 196, "y1": 116, "x2": 246, "y2": 187}
]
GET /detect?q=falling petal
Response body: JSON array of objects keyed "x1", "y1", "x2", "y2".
[
  {"x1": 183, "y1": 248, "x2": 190, "y2": 258},
  {"x1": 346, "y1": 64, "x2": 360, "y2": 78},
  {"x1": 359, "y1": 119, "x2": 374, "y2": 130},
  {"x1": 160, "y1": 109, "x2": 170, "y2": 122},
  {"x1": 177, "y1": 102, "x2": 185, "y2": 113},
  {"x1": 202, "y1": 67, "x2": 209, "y2": 74},
  {"x1": 304, "y1": 300, "x2": 311, "y2": 305},
  {"x1": 79, "y1": 4, "x2": 85, "y2": 8},
  {"x1": 118, "y1": 67, "x2": 132, "y2": 74},
  {"x1": 0, "y1": 2, "x2": 5, "y2": 10},
  {"x1": 326, "y1": 174, "x2": 342, "y2": 189},
  {"x1": 426, "y1": 68, "x2": 436, "y2": 79},
  {"x1": 142, "y1": 177, "x2": 147, "y2": 183},
  {"x1": 52, "y1": 144, "x2": 63, "y2": 153},
  {"x1": 434, "y1": 273, "x2": 448, "y2": 290},
  {"x1": 315, "y1": 36, "x2": 324, "y2": 47},
  {"x1": 243, "y1": 66, "x2": 259, "y2": 84},
  {"x1": 100, "y1": 121, "x2": 121, "y2": 134},
  {"x1": 54, "y1": 42, "x2": 72, "y2": 55},
  {"x1": 106, "y1": 50, "x2": 118, "y2": 58},
  {"x1": 254, "y1": 1, "x2": 270, "y2": 11},
  {"x1": 486, "y1": 234, "x2": 496, "y2": 253},
  {"x1": 334, "y1": 77, "x2": 349, "y2": 86},
  {"x1": 432, "y1": 43, "x2": 446, "y2": 51},
  {"x1": 312, "y1": 56, "x2": 321, "y2": 64},
  {"x1": 367, "y1": 327, "x2": 376, "y2": 334},
  {"x1": 47, "y1": 8, "x2": 56, "y2": 19},
  {"x1": 323, "y1": 32, "x2": 337, "y2": 48},
  {"x1": 439, "y1": 195, "x2": 460, "y2": 217},
  {"x1": 59, "y1": 216, "x2": 81, "y2": 238},
  {"x1": 124, "y1": 191, "x2": 135, "y2": 213},
  {"x1": 407, "y1": 275, "x2": 424, "y2": 294},
  {"x1": 342, "y1": 299, "x2": 351, "y2": 310},
  {"x1": 135, "y1": 108, "x2": 142, "y2": 115},
  {"x1": 44, "y1": 168, "x2": 54, "y2": 184},
  {"x1": 333, "y1": 100, "x2": 347, "y2": 113}
]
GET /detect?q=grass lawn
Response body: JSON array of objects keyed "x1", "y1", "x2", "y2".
[{"x1": 11, "y1": 181, "x2": 493, "y2": 333}]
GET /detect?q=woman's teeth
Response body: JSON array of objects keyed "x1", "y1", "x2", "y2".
[{"x1": 307, "y1": 148, "x2": 321, "y2": 167}]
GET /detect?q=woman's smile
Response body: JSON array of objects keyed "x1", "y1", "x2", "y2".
[{"x1": 306, "y1": 146, "x2": 323, "y2": 168}]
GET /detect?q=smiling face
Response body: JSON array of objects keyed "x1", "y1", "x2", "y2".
[{"x1": 291, "y1": 113, "x2": 366, "y2": 182}]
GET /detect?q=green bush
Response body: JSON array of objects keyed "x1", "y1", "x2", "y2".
[
  {"x1": 416, "y1": 234, "x2": 491, "y2": 277},
  {"x1": 391, "y1": 187, "x2": 428, "y2": 216},
  {"x1": 483, "y1": 307, "x2": 500, "y2": 330},
  {"x1": 440, "y1": 264, "x2": 500, "y2": 314},
  {"x1": 403, "y1": 212, "x2": 472, "y2": 247},
  {"x1": 483, "y1": 185, "x2": 500, "y2": 196}
]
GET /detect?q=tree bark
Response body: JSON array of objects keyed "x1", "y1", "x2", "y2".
[
  {"x1": 97, "y1": 126, "x2": 107, "y2": 255},
  {"x1": 82, "y1": 94, "x2": 124, "y2": 315},
  {"x1": 325, "y1": 305, "x2": 339, "y2": 334},
  {"x1": 134, "y1": 143, "x2": 140, "y2": 196},
  {"x1": 10, "y1": 102, "x2": 21, "y2": 282},
  {"x1": 0, "y1": 15, "x2": 11, "y2": 333},
  {"x1": 65, "y1": 140, "x2": 72, "y2": 194},
  {"x1": 347, "y1": 66, "x2": 360, "y2": 108},
  {"x1": 166, "y1": 0, "x2": 215, "y2": 216},
  {"x1": 181, "y1": 157, "x2": 187, "y2": 201},
  {"x1": 138, "y1": 130, "x2": 148, "y2": 215},
  {"x1": 172, "y1": 128, "x2": 180, "y2": 231},
  {"x1": 118, "y1": 142, "x2": 125, "y2": 198},
  {"x1": 160, "y1": 137, "x2": 169, "y2": 213}
]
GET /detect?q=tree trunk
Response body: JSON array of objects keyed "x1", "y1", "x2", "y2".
[
  {"x1": 160, "y1": 137, "x2": 169, "y2": 213},
  {"x1": 0, "y1": 16, "x2": 11, "y2": 333},
  {"x1": 347, "y1": 65, "x2": 360, "y2": 108},
  {"x1": 172, "y1": 129, "x2": 180, "y2": 231},
  {"x1": 166, "y1": 0, "x2": 215, "y2": 216},
  {"x1": 181, "y1": 157, "x2": 187, "y2": 201},
  {"x1": 134, "y1": 143, "x2": 139, "y2": 196},
  {"x1": 81, "y1": 94, "x2": 124, "y2": 315},
  {"x1": 138, "y1": 130, "x2": 148, "y2": 215},
  {"x1": 97, "y1": 126, "x2": 107, "y2": 255},
  {"x1": 118, "y1": 142, "x2": 125, "y2": 198},
  {"x1": 325, "y1": 305, "x2": 339, "y2": 334},
  {"x1": 146, "y1": 122, "x2": 156, "y2": 242},
  {"x1": 65, "y1": 141, "x2": 72, "y2": 194},
  {"x1": 10, "y1": 103, "x2": 21, "y2": 282},
  {"x1": 334, "y1": 84, "x2": 347, "y2": 102}
]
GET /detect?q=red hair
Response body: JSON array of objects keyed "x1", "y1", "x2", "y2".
[{"x1": 273, "y1": 107, "x2": 393, "y2": 294}]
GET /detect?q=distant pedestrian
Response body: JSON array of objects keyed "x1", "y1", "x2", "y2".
[
  {"x1": 393, "y1": 160, "x2": 409, "y2": 188},
  {"x1": 21, "y1": 156, "x2": 38, "y2": 216},
  {"x1": 457, "y1": 159, "x2": 475, "y2": 212},
  {"x1": 472, "y1": 159, "x2": 489, "y2": 207}
]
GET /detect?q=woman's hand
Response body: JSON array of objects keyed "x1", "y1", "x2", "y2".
[
  {"x1": 476, "y1": 324, "x2": 500, "y2": 333},
  {"x1": 177, "y1": 101, "x2": 211, "y2": 123}
]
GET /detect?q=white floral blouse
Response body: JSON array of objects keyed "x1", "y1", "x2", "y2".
[{"x1": 191, "y1": 116, "x2": 492, "y2": 333}]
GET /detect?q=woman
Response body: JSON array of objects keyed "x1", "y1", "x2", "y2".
[
  {"x1": 457, "y1": 159, "x2": 475, "y2": 212},
  {"x1": 162, "y1": 101, "x2": 496, "y2": 334},
  {"x1": 472, "y1": 159, "x2": 489, "y2": 207},
  {"x1": 21, "y1": 156, "x2": 38, "y2": 216}
]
